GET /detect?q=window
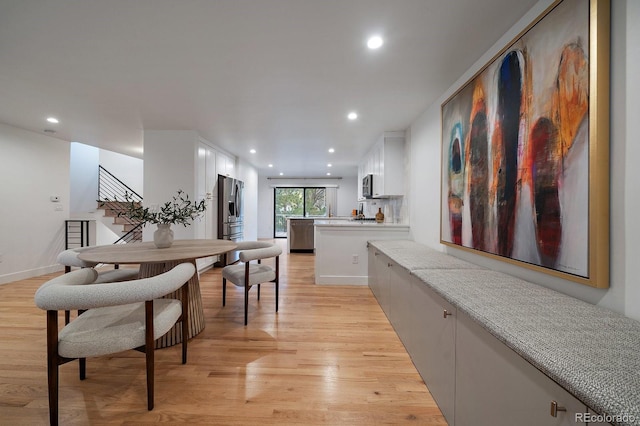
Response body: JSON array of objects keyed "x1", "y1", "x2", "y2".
[{"x1": 274, "y1": 187, "x2": 326, "y2": 237}]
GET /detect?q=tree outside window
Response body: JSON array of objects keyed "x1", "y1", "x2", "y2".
[{"x1": 274, "y1": 187, "x2": 326, "y2": 237}]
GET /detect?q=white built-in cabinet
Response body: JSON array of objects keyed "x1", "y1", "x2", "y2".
[
  {"x1": 454, "y1": 312, "x2": 587, "y2": 426},
  {"x1": 216, "y1": 151, "x2": 235, "y2": 178},
  {"x1": 367, "y1": 245, "x2": 598, "y2": 426},
  {"x1": 408, "y1": 275, "x2": 456, "y2": 423},
  {"x1": 358, "y1": 131, "x2": 405, "y2": 200},
  {"x1": 197, "y1": 142, "x2": 237, "y2": 240},
  {"x1": 197, "y1": 142, "x2": 217, "y2": 240},
  {"x1": 369, "y1": 248, "x2": 455, "y2": 422}
]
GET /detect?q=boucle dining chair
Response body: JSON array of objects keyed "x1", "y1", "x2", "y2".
[
  {"x1": 57, "y1": 246, "x2": 140, "y2": 282},
  {"x1": 57, "y1": 246, "x2": 140, "y2": 325},
  {"x1": 34, "y1": 262, "x2": 196, "y2": 426},
  {"x1": 221, "y1": 241, "x2": 282, "y2": 325}
]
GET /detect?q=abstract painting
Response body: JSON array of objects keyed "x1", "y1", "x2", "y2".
[{"x1": 440, "y1": 0, "x2": 610, "y2": 288}]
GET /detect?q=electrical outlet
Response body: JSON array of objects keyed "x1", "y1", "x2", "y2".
[{"x1": 352, "y1": 254, "x2": 359, "y2": 264}]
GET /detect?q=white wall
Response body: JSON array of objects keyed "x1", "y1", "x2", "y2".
[
  {"x1": 143, "y1": 130, "x2": 200, "y2": 241},
  {"x1": 68, "y1": 143, "x2": 144, "y2": 245},
  {"x1": 408, "y1": 0, "x2": 640, "y2": 320},
  {"x1": 336, "y1": 177, "x2": 358, "y2": 217},
  {"x1": 620, "y1": 0, "x2": 640, "y2": 319},
  {"x1": 70, "y1": 143, "x2": 99, "y2": 216},
  {"x1": 99, "y1": 148, "x2": 144, "y2": 196},
  {"x1": 237, "y1": 158, "x2": 259, "y2": 242},
  {"x1": 69, "y1": 142, "x2": 143, "y2": 216},
  {"x1": 0, "y1": 124, "x2": 70, "y2": 283},
  {"x1": 257, "y1": 176, "x2": 358, "y2": 239}
]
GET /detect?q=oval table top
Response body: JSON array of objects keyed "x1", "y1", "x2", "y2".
[{"x1": 77, "y1": 239, "x2": 237, "y2": 264}]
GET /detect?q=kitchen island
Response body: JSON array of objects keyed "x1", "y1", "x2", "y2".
[{"x1": 314, "y1": 219, "x2": 409, "y2": 285}]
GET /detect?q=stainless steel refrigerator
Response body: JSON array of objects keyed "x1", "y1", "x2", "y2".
[{"x1": 217, "y1": 174, "x2": 244, "y2": 265}]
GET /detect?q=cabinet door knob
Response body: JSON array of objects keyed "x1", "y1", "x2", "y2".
[
  {"x1": 550, "y1": 400, "x2": 567, "y2": 417},
  {"x1": 443, "y1": 309, "x2": 453, "y2": 318}
]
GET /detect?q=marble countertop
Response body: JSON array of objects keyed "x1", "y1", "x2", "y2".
[
  {"x1": 315, "y1": 219, "x2": 409, "y2": 228},
  {"x1": 368, "y1": 239, "x2": 640, "y2": 426}
]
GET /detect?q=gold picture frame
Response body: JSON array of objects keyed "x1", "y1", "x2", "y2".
[{"x1": 440, "y1": 0, "x2": 610, "y2": 288}]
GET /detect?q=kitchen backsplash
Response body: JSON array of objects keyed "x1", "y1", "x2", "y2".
[{"x1": 360, "y1": 198, "x2": 406, "y2": 223}]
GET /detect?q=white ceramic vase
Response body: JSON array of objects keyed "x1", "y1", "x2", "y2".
[{"x1": 153, "y1": 223, "x2": 174, "y2": 248}]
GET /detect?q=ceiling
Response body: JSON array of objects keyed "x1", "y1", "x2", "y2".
[{"x1": 0, "y1": 0, "x2": 538, "y2": 178}]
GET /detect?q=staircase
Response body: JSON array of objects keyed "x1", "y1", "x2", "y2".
[
  {"x1": 97, "y1": 166, "x2": 144, "y2": 244},
  {"x1": 97, "y1": 201, "x2": 143, "y2": 243}
]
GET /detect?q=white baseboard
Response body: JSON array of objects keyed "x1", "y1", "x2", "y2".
[
  {"x1": 0, "y1": 265, "x2": 63, "y2": 285},
  {"x1": 315, "y1": 274, "x2": 368, "y2": 285}
]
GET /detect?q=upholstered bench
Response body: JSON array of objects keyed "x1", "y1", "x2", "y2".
[{"x1": 368, "y1": 239, "x2": 640, "y2": 426}]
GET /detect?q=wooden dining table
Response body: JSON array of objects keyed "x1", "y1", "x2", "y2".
[{"x1": 78, "y1": 239, "x2": 237, "y2": 348}]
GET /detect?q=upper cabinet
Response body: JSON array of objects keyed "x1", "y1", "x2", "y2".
[
  {"x1": 197, "y1": 141, "x2": 236, "y2": 239},
  {"x1": 216, "y1": 151, "x2": 235, "y2": 178},
  {"x1": 358, "y1": 131, "x2": 405, "y2": 200}
]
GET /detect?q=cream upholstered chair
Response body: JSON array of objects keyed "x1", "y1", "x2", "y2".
[
  {"x1": 221, "y1": 241, "x2": 282, "y2": 325},
  {"x1": 57, "y1": 246, "x2": 139, "y2": 282},
  {"x1": 34, "y1": 262, "x2": 196, "y2": 426},
  {"x1": 57, "y1": 246, "x2": 140, "y2": 325}
]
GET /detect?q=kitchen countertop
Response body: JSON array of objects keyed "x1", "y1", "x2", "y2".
[
  {"x1": 314, "y1": 219, "x2": 409, "y2": 228},
  {"x1": 287, "y1": 216, "x2": 351, "y2": 221}
]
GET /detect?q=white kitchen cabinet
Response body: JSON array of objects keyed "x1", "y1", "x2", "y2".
[
  {"x1": 216, "y1": 151, "x2": 235, "y2": 178},
  {"x1": 408, "y1": 277, "x2": 456, "y2": 424},
  {"x1": 357, "y1": 163, "x2": 365, "y2": 200},
  {"x1": 454, "y1": 312, "x2": 587, "y2": 426},
  {"x1": 358, "y1": 131, "x2": 405, "y2": 200},
  {"x1": 373, "y1": 133, "x2": 403, "y2": 198},
  {"x1": 197, "y1": 142, "x2": 217, "y2": 239}
]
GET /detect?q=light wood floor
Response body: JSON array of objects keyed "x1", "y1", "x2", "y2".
[{"x1": 0, "y1": 240, "x2": 446, "y2": 425}]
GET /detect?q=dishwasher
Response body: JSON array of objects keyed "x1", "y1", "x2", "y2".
[{"x1": 289, "y1": 219, "x2": 315, "y2": 253}]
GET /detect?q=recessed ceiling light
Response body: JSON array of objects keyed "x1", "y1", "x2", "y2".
[
  {"x1": 268, "y1": 164, "x2": 273, "y2": 168},
  {"x1": 367, "y1": 35, "x2": 384, "y2": 50},
  {"x1": 250, "y1": 149, "x2": 256, "y2": 154},
  {"x1": 347, "y1": 111, "x2": 358, "y2": 120},
  {"x1": 327, "y1": 163, "x2": 332, "y2": 167},
  {"x1": 328, "y1": 148, "x2": 335, "y2": 153},
  {"x1": 326, "y1": 172, "x2": 331, "y2": 176},
  {"x1": 279, "y1": 172, "x2": 284, "y2": 176},
  {"x1": 46, "y1": 117, "x2": 59, "y2": 124}
]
